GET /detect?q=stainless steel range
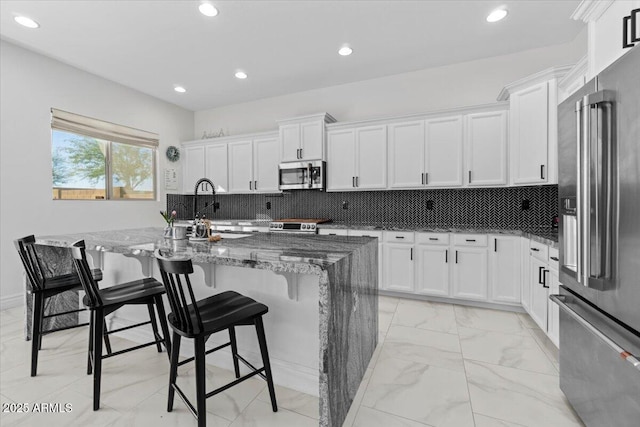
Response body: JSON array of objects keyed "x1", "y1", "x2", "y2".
[{"x1": 268, "y1": 219, "x2": 331, "y2": 234}]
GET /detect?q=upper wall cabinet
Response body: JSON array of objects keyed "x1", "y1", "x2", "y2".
[
  {"x1": 425, "y1": 116, "x2": 464, "y2": 187},
  {"x1": 465, "y1": 111, "x2": 508, "y2": 186},
  {"x1": 182, "y1": 141, "x2": 228, "y2": 194},
  {"x1": 228, "y1": 137, "x2": 280, "y2": 194},
  {"x1": 388, "y1": 120, "x2": 426, "y2": 188},
  {"x1": 278, "y1": 113, "x2": 336, "y2": 162},
  {"x1": 327, "y1": 125, "x2": 387, "y2": 191},
  {"x1": 498, "y1": 66, "x2": 571, "y2": 186}
]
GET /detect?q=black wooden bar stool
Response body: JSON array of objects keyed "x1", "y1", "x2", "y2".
[
  {"x1": 71, "y1": 240, "x2": 172, "y2": 410},
  {"x1": 14, "y1": 235, "x2": 103, "y2": 377},
  {"x1": 155, "y1": 249, "x2": 277, "y2": 427}
]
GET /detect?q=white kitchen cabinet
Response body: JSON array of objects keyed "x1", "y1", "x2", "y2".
[
  {"x1": 424, "y1": 116, "x2": 463, "y2": 187},
  {"x1": 327, "y1": 125, "x2": 387, "y2": 191},
  {"x1": 317, "y1": 229, "x2": 349, "y2": 236},
  {"x1": 228, "y1": 138, "x2": 279, "y2": 194},
  {"x1": 228, "y1": 140, "x2": 253, "y2": 193},
  {"x1": 278, "y1": 113, "x2": 335, "y2": 162},
  {"x1": 415, "y1": 233, "x2": 450, "y2": 297},
  {"x1": 383, "y1": 231, "x2": 415, "y2": 292},
  {"x1": 488, "y1": 235, "x2": 521, "y2": 304},
  {"x1": 451, "y1": 236, "x2": 488, "y2": 301},
  {"x1": 466, "y1": 111, "x2": 508, "y2": 186},
  {"x1": 252, "y1": 137, "x2": 280, "y2": 193},
  {"x1": 205, "y1": 144, "x2": 229, "y2": 193},
  {"x1": 520, "y1": 237, "x2": 532, "y2": 312},
  {"x1": 183, "y1": 145, "x2": 206, "y2": 194},
  {"x1": 388, "y1": 121, "x2": 425, "y2": 188},
  {"x1": 529, "y1": 256, "x2": 549, "y2": 331},
  {"x1": 547, "y1": 247, "x2": 560, "y2": 347}
]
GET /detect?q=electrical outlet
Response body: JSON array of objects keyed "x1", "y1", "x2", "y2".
[
  {"x1": 522, "y1": 199, "x2": 530, "y2": 210},
  {"x1": 266, "y1": 201, "x2": 271, "y2": 210},
  {"x1": 426, "y1": 200, "x2": 434, "y2": 210},
  {"x1": 342, "y1": 201, "x2": 349, "y2": 210}
]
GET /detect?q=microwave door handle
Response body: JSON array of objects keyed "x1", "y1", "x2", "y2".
[{"x1": 307, "y1": 163, "x2": 312, "y2": 188}]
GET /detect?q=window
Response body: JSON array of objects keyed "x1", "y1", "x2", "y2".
[{"x1": 51, "y1": 109, "x2": 158, "y2": 200}]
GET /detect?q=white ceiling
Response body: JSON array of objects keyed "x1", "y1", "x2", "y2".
[{"x1": 0, "y1": 1, "x2": 584, "y2": 112}]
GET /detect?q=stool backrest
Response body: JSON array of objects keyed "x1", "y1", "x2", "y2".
[
  {"x1": 154, "y1": 249, "x2": 203, "y2": 334},
  {"x1": 71, "y1": 240, "x2": 103, "y2": 307},
  {"x1": 14, "y1": 235, "x2": 46, "y2": 292}
]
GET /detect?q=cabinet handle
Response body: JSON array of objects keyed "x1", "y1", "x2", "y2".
[
  {"x1": 395, "y1": 236, "x2": 405, "y2": 239},
  {"x1": 429, "y1": 237, "x2": 438, "y2": 241},
  {"x1": 421, "y1": 173, "x2": 425, "y2": 185},
  {"x1": 424, "y1": 172, "x2": 428, "y2": 185},
  {"x1": 468, "y1": 170, "x2": 472, "y2": 183},
  {"x1": 550, "y1": 256, "x2": 559, "y2": 261},
  {"x1": 494, "y1": 239, "x2": 497, "y2": 252},
  {"x1": 352, "y1": 177, "x2": 355, "y2": 187},
  {"x1": 410, "y1": 248, "x2": 413, "y2": 261},
  {"x1": 445, "y1": 249, "x2": 448, "y2": 263},
  {"x1": 531, "y1": 248, "x2": 540, "y2": 252},
  {"x1": 455, "y1": 250, "x2": 458, "y2": 263},
  {"x1": 540, "y1": 164, "x2": 545, "y2": 180},
  {"x1": 249, "y1": 181, "x2": 253, "y2": 190},
  {"x1": 465, "y1": 239, "x2": 476, "y2": 242},
  {"x1": 538, "y1": 266, "x2": 545, "y2": 285},
  {"x1": 254, "y1": 180, "x2": 258, "y2": 190},
  {"x1": 356, "y1": 176, "x2": 359, "y2": 187},
  {"x1": 544, "y1": 269, "x2": 550, "y2": 288},
  {"x1": 299, "y1": 148, "x2": 303, "y2": 159}
]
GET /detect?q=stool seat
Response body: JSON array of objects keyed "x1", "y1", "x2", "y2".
[
  {"x1": 168, "y1": 290, "x2": 268, "y2": 338},
  {"x1": 34, "y1": 269, "x2": 103, "y2": 294},
  {"x1": 82, "y1": 277, "x2": 165, "y2": 308}
]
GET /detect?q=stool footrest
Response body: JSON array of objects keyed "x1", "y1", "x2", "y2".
[
  {"x1": 205, "y1": 367, "x2": 265, "y2": 399},
  {"x1": 105, "y1": 320, "x2": 151, "y2": 335},
  {"x1": 236, "y1": 354, "x2": 267, "y2": 382},
  {"x1": 43, "y1": 307, "x2": 86, "y2": 319},
  {"x1": 177, "y1": 341, "x2": 231, "y2": 367},
  {"x1": 172, "y1": 384, "x2": 198, "y2": 419},
  {"x1": 40, "y1": 321, "x2": 89, "y2": 336},
  {"x1": 102, "y1": 339, "x2": 164, "y2": 359}
]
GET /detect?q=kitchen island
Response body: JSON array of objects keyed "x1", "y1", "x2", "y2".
[{"x1": 36, "y1": 227, "x2": 378, "y2": 427}]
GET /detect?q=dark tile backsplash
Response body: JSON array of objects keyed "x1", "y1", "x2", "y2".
[{"x1": 168, "y1": 185, "x2": 558, "y2": 231}]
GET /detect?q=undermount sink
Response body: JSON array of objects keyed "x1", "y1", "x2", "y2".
[{"x1": 210, "y1": 233, "x2": 251, "y2": 239}]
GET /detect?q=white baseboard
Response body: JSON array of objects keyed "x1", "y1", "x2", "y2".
[
  {"x1": 379, "y1": 290, "x2": 526, "y2": 313},
  {"x1": 0, "y1": 292, "x2": 24, "y2": 310},
  {"x1": 107, "y1": 315, "x2": 319, "y2": 397}
]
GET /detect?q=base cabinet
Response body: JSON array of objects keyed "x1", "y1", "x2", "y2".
[
  {"x1": 384, "y1": 244, "x2": 414, "y2": 292},
  {"x1": 547, "y1": 267, "x2": 560, "y2": 347},
  {"x1": 416, "y1": 245, "x2": 449, "y2": 297},
  {"x1": 451, "y1": 247, "x2": 488, "y2": 301},
  {"x1": 489, "y1": 235, "x2": 521, "y2": 304},
  {"x1": 529, "y1": 257, "x2": 549, "y2": 331}
]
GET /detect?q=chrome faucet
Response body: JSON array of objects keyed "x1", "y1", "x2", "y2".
[{"x1": 193, "y1": 178, "x2": 217, "y2": 219}]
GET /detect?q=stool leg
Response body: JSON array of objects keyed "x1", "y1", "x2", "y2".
[
  {"x1": 37, "y1": 296, "x2": 45, "y2": 350},
  {"x1": 92, "y1": 308, "x2": 104, "y2": 411},
  {"x1": 194, "y1": 336, "x2": 207, "y2": 427},
  {"x1": 255, "y1": 317, "x2": 277, "y2": 412},
  {"x1": 87, "y1": 309, "x2": 94, "y2": 375},
  {"x1": 228, "y1": 326, "x2": 240, "y2": 379},
  {"x1": 147, "y1": 302, "x2": 163, "y2": 352},
  {"x1": 167, "y1": 332, "x2": 181, "y2": 412},
  {"x1": 30, "y1": 293, "x2": 43, "y2": 377},
  {"x1": 103, "y1": 322, "x2": 112, "y2": 355},
  {"x1": 155, "y1": 296, "x2": 172, "y2": 358}
]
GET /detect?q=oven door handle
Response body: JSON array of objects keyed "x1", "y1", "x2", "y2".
[{"x1": 550, "y1": 295, "x2": 640, "y2": 371}]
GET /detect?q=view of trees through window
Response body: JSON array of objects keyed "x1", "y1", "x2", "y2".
[{"x1": 52, "y1": 130, "x2": 155, "y2": 200}]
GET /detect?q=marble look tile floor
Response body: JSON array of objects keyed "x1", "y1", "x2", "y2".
[{"x1": 0, "y1": 298, "x2": 584, "y2": 427}]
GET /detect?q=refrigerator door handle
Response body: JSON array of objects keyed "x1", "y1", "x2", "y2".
[
  {"x1": 575, "y1": 100, "x2": 583, "y2": 284},
  {"x1": 550, "y1": 295, "x2": 640, "y2": 371}
]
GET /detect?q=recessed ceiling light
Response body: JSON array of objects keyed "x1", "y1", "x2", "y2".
[
  {"x1": 174, "y1": 86, "x2": 187, "y2": 93},
  {"x1": 486, "y1": 8, "x2": 508, "y2": 23},
  {"x1": 338, "y1": 46, "x2": 353, "y2": 56},
  {"x1": 199, "y1": 2, "x2": 219, "y2": 17},
  {"x1": 14, "y1": 15, "x2": 39, "y2": 29},
  {"x1": 235, "y1": 71, "x2": 247, "y2": 79}
]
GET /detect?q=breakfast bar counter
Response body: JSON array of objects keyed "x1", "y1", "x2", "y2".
[{"x1": 36, "y1": 227, "x2": 379, "y2": 427}]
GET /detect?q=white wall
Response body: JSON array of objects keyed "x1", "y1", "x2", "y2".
[
  {"x1": 195, "y1": 33, "x2": 587, "y2": 136},
  {"x1": 0, "y1": 40, "x2": 194, "y2": 308}
]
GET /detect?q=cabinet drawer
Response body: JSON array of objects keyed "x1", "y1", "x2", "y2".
[
  {"x1": 548, "y1": 247, "x2": 559, "y2": 270},
  {"x1": 416, "y1": 232, "x2": 449, "y2": 245},
  {"x1": 384, "y1": 231, "x2": 415, "y2": 243},
  {"x1": 349, "y1": 229, "x2": 383, "y2": 239},
  {"x1": 318, "y1": 229, "x2": 349, "y2": 236},
  {"x1": 529, "y1": 240, "x2": 549, "y2": 262},
  {"x1": 453, "y1": 234, "x2": 487, "y2": 247}
]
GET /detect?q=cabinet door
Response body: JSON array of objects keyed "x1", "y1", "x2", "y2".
[
  {"x1": 388, "y1": 121, "x2": 425, "y2": 188},
  {"x1": 529, "y1": 257, "x2": 549, "y2": 331},
  {"x1": 488, "y1": 235, "x2": 521, "y2": 304},
  {"x1": 205, "y1": 144, "x2": 228, "y2": 194},
  {"x1": 183, "y1": 145, "x2": 206, "y2": 194},
  {"x1": 425, "y1": 116, "x2": 463, "y2": 187},
  {"x1": 416, "y1": 245, "x2": 449, "y2": 296},
  {"x1": 227, "y1": 140, "x2": 253, "y2": 193},
  {"x1": 452, "y1": 247, "x2": 488, "y2": 300},
  {"x1": 253, "y1": 137, "x2": 280, "y2": 193},
  {"x1": 466, "y1": 111, "x2": 508, "y2": 186},
  {"x1": 510, "y1": 82, "x2": 549, "y2": 185},
  {"x1": 383, "y1": 243, "x2": 414, "y2": 292},
  {"x1": 280, "y1": 123, "x2": 300, "y2": 162},
  {"x1": 356, "y1": 125, "x2": 387, "y2": 190},
  {"x1": 300, "y1": 121, "x2": 324, "y2": 160},
  {"x1": 520, "y1": 238, "x2": 532, "y2": 311},
  {"x1": 327, "y1": 129, "x2": 356, "y2": 191},
  {"x1": 547, "y1": 268, "x2": 560, "y2": 347}
]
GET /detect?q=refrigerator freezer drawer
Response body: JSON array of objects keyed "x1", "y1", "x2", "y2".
[{"x1": 554, "y1": 288, "x2": 640, "y2": 427}]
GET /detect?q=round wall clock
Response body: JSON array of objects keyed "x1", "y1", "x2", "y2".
[{"x1": 166, "y1": 145, "x2": 180, "y2": 162}]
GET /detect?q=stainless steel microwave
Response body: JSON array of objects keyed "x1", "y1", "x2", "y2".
[{"x1": 278, "y1": 160, "x2": 325, "y2": 190}]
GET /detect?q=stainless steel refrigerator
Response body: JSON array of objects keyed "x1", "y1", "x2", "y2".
[{"x1": 555, "y1": 45, "x2": 640, "y2": 426}]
